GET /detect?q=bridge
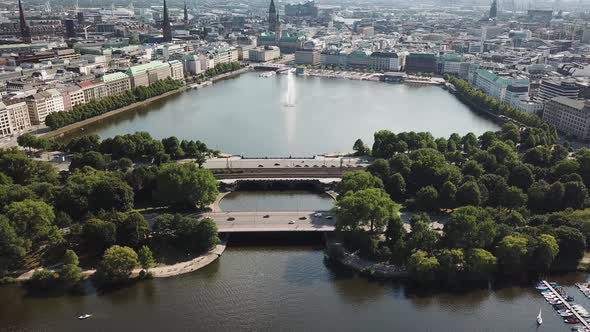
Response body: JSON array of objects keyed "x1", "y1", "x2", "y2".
[{"x1": 203, "y1": 211, "x2": 336, "y2": 232}]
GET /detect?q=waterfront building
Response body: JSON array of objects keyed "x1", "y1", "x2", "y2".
[
  {"x1": 536, "y1": 78, "x2": 580, "y2": 105},
  {"x1": 209, "y1": 47, "x2": 239, "y2": 66},
  {"x1": 369, "y1": 52, "x2": 401, "y2": 72},
  {"x1": 101, "y1": 72, "x2": 132, "y2": 96},
  {"x1": 437, "y1": 54, "x2": 465, "y2": 75},
  {"x1": 473, "y1": 70, "x2": 529, "y2": 101},
  {"x1": 503, "y1": 85, "x2": 544, "y2": 114},
  {"x1": 126, "y1": 61, "x2": 172, "y2": 88},
  {"x1": 248, "y1": 46, "x2": 281, "y2": 62},
  {"x1": 258, "y1": 32, "x2": 305, "y2": 54},
  {"x1": 0, "y1": 100, "x2": 31, "y2": 138},
  {"x1": 182, "y1": 54, "x2": 202, "y2": 75},
  {"x1": 295, "y1": 49, "x2": 320, "y2": 65},
  {"x1": 169, "y1": 60, "x2": 184, "y2": 80},
  {"x1": 26, "y1": 89, "x2": 65, "y2": 125},
  {"x1": 543, "y1": 97, "x2": 590, "y2": 140},
  {"x1": 79, "y1": 81, "x2": 108, "y2": 102},
  {"x1": 58, "y1": 86, "x2": 85, "y2": 111},
  {"x1": 347, "y1": 50, "x2": 371, "y2": 70},
  {"x1": 405, "y1": 53, "x2": 437, "y2": 74},
  {"x1": 285, "y1": 1, "x2": 318, "y2": 17}
]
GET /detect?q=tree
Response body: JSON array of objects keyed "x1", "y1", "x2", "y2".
[
  {"x1": 0, "y1": 216, "x2": 26, "y2": 276},
  {"x1": 154, "y1": 163, "x2": 218, "y2": 209},
  {"x1": 60, "y1": 249, "x2": 82, "y2": 288},
  {"x1": 462, "y1": 160, "x2": 484, "y2": 178},
  {"x1": 385, "y1": 214, "x2": 406, "y2": 244},
  {"x1": 28, "y1": 269, "x2": 57, "y2": 290},
  {"x1": 444, "y1": 206, "x2": 496, "y2": 249},
  {"x1": 115, "y1": 212, "x2": 149, "y2": 247},
  {"x1": 338, "y1": 171, "x2": 383, "y2": 195},
  {"x1": 530, "y1": 234, "x2": 559, "y2": 272},
  {"x1": 465, "y1": 248, "x2": 496, "y2": 281},
  {"x1": 367, "y1": 159, "x2": 390, "y2": 181},
  {"x1": 439, "y1": 181, "x2": 457, "y2": 208},
  {"x1": 563, "y1": 181, "x2": 587, "y2": 209},
  {"x1": 407, "y1": 219, "x2": 439, "y2": 252},
  {"x1": 386, "y1": 173, "x2": 406, "y2": 200},
  {"x1": 496, "y1": 235, "x2": 528, "y2": 276},
  {"x1": 509, "y1": 164, "x2": 534, "y2": 191},
  {"x1": 554, "y1": 226, "x2": 586, "y2": 261},
  {"x1": 415, "y1": 186, "x2": 439, "y2": 212},
  {"x1": 97, "y1": 245, "x2": 139, "y2": 284},
  {"x1": 82, "y1": 219, "x2": 117, "y2": 250},
  {"x1": 137, "y1": 245, "x2": 155, "y2": 270},
  {"x1": 500, "y1": 186, "x2": 526, "y2": 210},
  {"x1": 336, "y1": 188, "x2": 399, "y2": 233},
  {"x1": 5, "y1": 199, "x2": 55, "y2": 243},
  {"x1": 353, "y1": 138, "x2": 369, "y2": 156},
  {"x1": 407, "y1": 250, "x2": 440, "y2": 282},
  {"x1": 456, "y1": 181, "x2": 481, "y2": 207},
  {"x1": 437, "y1": 248, "x2": 465, "y2": 283}
]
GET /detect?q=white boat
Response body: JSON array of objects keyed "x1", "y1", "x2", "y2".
[
  {"x1": 78, "y1": 314, "x2": 93, "y2": 320},
  {"x1": 537, "y1": 308, "x2": 543, "y2": 325}
]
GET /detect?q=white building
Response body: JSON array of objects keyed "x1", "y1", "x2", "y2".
[
  {"x1": 248, "y1": 46, "x2": 281, "y2": 62},
  {"x1": 169, "y1": 60, "x2": 185, "y2": 80},
  {"x1": 26, "y1": 89, "x2": 65, "y2": 125},
  {"x1": 543, "y1": 97, "x2": 590, "y2": 140},
  {"x1": 0, "y1": 100, "x2": 31, "y2": 138}
]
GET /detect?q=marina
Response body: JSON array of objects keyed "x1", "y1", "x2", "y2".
[{"x1": 538, "y1": 280, "x2": 590, "y2": 331}]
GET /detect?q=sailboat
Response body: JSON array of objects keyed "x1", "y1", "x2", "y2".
[{"x1": 537, "y1": 308, "x2": 543, "y2": 325}]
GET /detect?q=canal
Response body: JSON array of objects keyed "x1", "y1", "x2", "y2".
[
  {"x1": 0, "y1": 191, "x2": 587, "y2": 331},
  {"x1": 78, "y1": 72, "x2": 500, "y2": 156}
]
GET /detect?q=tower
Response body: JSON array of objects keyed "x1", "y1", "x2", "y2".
[
  {"x1": 184, "y1": 0, "x2": 189, "y2": 25},
  {"x1": 162, "y1": 0, "x2": 172, "y2": 42},
  {"x1": 274, "y1": 12, "x2": 281, "y2": 44},
  {"x1": 18, "y1": 0, "x2": 32, "y2": 44},
  {"x1": 268, "y1": 0, "x2": 277, "y2": 32},
  {"x1": 489, "y1": 0, "x2": 498, "y2": 19}
]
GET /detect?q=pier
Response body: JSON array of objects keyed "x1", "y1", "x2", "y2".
[{"x1": 542, "y1": 280, "x2": 590, "y2": 329}]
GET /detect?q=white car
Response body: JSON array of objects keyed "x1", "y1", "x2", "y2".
[
  {"x1": 288, "y1": 220, "x2": 295, "y2": 224},
  {"x1": 314, "y1": 213, "x2": 323, "y2": 217}
]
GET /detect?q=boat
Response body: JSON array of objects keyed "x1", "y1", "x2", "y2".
[
  {"x1": 537, "y1": 308, "x2": 543, "y2": 325},
  {"x1": 78, "y1": 314, "x2": 92, "y2": 320},
  {"x1": 565, "y1": 317, "x2": 581, "y2": 324}
]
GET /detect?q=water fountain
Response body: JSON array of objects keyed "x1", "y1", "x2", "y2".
[{"x1": 284, "y1": 71, "x2": 296, "y2": 107}]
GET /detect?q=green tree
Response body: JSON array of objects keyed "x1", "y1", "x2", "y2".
[
  {"x1": 154, "y1": 163, "x2": 218, "y2": 209},
  {"x1": 437, "y1": 248, "x2": 465, "y2": 283},
  {"x1": 456, "y1": 181, "x2": 481, "y2": 207},
  {"x1": 27, "y1": 269, "x2": 57, "y2": 290},
  {"x1": 335, "y1": 188, "x2": 399, "y2": 233},
  {"x1": 496, "y1": 235, "x2": 529, "y2": 276},
  {"x1": 444, "y1": 206, "x2": 496, "y2": 249},
  {"x1": 407, "y1": 250, "x2": 440, "y2": 282},
  {"x1": 554, "y1": 226, "x2": 586, "y2": 261},
  {"x1": 407, "y1": 219, "x2": 439, "y2": 252},
  {"x1": 509, "y1": 164, "x2": 534, "y2": 191},
  {"x1": 60, "y1": 249, "x2": 82, "y2": 288},
  {"x1": 82, "y1": 219, "x2": 117, "y2": 250},
  {"x1": 115, "y1": 212, "x2": 149, "y2": 247},
  {"x1": 415, "y1": 186, "x2": 439, "y2": 212},
  {"x1": 97, "y1": 245, "x2": 139, "y2": 284},
  {"x1": 5, "y1": 199, "x2": 55, "y2": 243},
  {"x1": 137, "y1": 245, "x2": 155, "y2": 270},
  {"x1": 465, "y1": 248, "x2": 496, "y2": 281},
  {"x1": 0, "y1": 216, "x2": 26, "y2": 276},
  {"x1": 530, "y1": 234, "x2": 559, "y2": 272},
  {"x1": 338, "y1": 171, "x2": 383, "y2": 195},
  {"x1": 353, "y1": 138, "x2": 369, "y2": 156}
]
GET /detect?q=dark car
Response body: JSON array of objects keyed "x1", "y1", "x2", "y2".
[
  {"x1": 227, "y1": 217, "x2": 235, "y2": 221},
  {"x1": 263, "y1": 214, "x2": 270, "y2": 218},
  {"x1": 299, "y1": 216, "x2": 307, "y2": 220}
]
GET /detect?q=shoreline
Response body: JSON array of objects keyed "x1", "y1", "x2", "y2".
[
  {"x1": 15, "y1": 240, "x2": 227, "y2": 281},
  {"x1": 40, "y1": 67, "x2": 252, "y2": 141}
]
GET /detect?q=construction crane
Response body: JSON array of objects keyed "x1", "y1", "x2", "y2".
[{"x1": 83, "y1": 25, "x2": 91, "y2": 40}]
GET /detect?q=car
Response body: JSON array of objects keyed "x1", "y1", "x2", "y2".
[
  {"x1": 304, "y1": 165, "x2": 309, "y2": 167},
  {"x1": 288, "y1": 220, "x2": 295, "y2": 224},
  {"x1": 295, "y1": 165, "x2": 302, "y2": 167},
  {"x1": 330, "y1": 165, "x2": 336, "y2": 168},
  {"x1": 313, "y1": 165, "x2": 319, "y2": 168},
  {"x1": 321, "y1": 165, "x2": 327, "y2": 168},
  {"x1": 357, "y1": 165, "x2": 363, "y2": 168},
  {"x1": 325, "y1": 216, "x2": 333, "y2": 220},
  {"x1": 263, "y1": 214, "x2": 270, "y2": 218},
  {"x1": 314, "y1": 213, "x2": 323, "y2": 217},
  {"x1": 258, "y1": 164, "x2": 264, "y2": 167},
  {"x1": 274, "y1": 163, "x2": 280, "y2": 166},
  {"x1": 227, "y1": 217, "x2": 235, "y2": 221},
  {"x1": 299, "y1": 216, "x2": 307, "y2": 220}
]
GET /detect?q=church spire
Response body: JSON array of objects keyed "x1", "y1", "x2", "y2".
[
  {"x1": 162, "y1": 0, "x2": 172, "y2": 42},
  {"x1": 18, "y1": 0, "x2": 32, "y2": 44},
  {"x1": 268, "y1": 0, "x2": 277, "y2": 32},
  {"x1": 184, "y1": 0, "x2": 189, "y2": 25},
  {"x1": 489, "y1": 0, "x2": 498, "y2": 19}
]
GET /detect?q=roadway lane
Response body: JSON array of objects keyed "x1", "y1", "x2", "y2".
[{"x1": 203, "y1": 211, "x2": 336, "y2": 232}]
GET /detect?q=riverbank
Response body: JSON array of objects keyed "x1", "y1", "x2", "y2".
[
  {"x1": 15, "y1": 240, "x2": 227, "y2": 281},
  {"x1": 325, "y1": 240, "x2": 408, "y2": 278}
]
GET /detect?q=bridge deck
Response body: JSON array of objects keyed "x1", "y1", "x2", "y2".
[{"x1": 204, "y1": 211, "x2": 336, "y2": 232}]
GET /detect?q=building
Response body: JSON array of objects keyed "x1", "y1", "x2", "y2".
[
  {"x1": 370, "y1": 52, "x2": 401, "y2": 72},
  {"x1": 182, "y1": 54, "x2": 202, "y2": 75},
  {"x1": 474, "y1": 70, "x2": 529, "y2": 101},
  {"x1": 536, "y1": 78, "x2": 580, "y2": 105},
  {"x1": 437, "y1": 54, "x2": 465, "y2": 75},
  {"x1": 101, "y1": 72, "x2": 132, "y2": 96},
  {"x1": 295, "y1": 49, "x2": 320, "y2": 65},
  {"x1": 79, "y1": 81, "x2": 108, "y2": 102},
  {"x1": 169, "y1": 60, "x2": 184, "y2": 80},
  {"x1": 543, "y1": 97, "x2": 590, "y2": 140},
  {"x1": 18, "y1": 0, "x2": 32, "y2": 44},
  {"x1": 258, "y1": 32, "x2": 305, "y2": 54},
  {"x1": 405, "y1": 53, "x2": 437, "y2": 73},
  {"x1": 26, "y1": 89, "x2": 65, "y2": 125},
  {"x1": 162, "y1": 0, "x2": 172, "y2": 42},
  {"x1": 268, "y1": 0, "x2": 278, "y2": 32},
  {"x1": 0, "y1": 100, "x2": 31, "y2": 138},
  {"x1": 126, "y1": 61, "x2": 172, "y2": 88},
  {"x1": 59, "y1": 86, "x2": 85, "y2": 111},
  {"x1": 285, "y1": 1, "x2": 318, "y2": 17},
  {"x1": 209, "y1": 47, "x2": 239, "y2": 66},
  {"x1": 248, "y1": 46, "x2": 281, "y2": 62}
]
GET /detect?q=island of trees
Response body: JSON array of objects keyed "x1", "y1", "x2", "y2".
[
  {"x1": 335, "y1": 122, "x2": 590, "y2": 284},
  {"x1": 0, "y1": 131, "x2": 221, "y2": 290}
]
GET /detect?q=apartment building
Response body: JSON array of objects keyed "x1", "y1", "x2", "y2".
[
  {"x1": 369, "y1": 52, "x2": 401, "y2": 72},
  {"x1": 26, "y1": 89, "x2": 65, "y2": 125},
  {"x1": 535, "y1": 78, "x2": 580, "y2": 105},
  {"x1": 102, "y1": 72, "x2": 132, "y2": 96},
  {"x1": 126, "y1": 61, "x2": 172, "y2": 88},
  {"x1": 169, "y1": 60, "x2": 185, "y2": 80},
  {"x1": 59, "y1": 86, "x2": 86, "y2": 111},
  {"x1": 543, "y1": 97, "x2": 590, "y2": 140},
  {"x1": 248, "y1": 46, "x2": 281, "y2": 62},
  {"x1": 0, "y1": 100, "x2": 31, "y2": 138},
  {"x1": 79, "y1": 81, "x2": 108, "y2": 102}
]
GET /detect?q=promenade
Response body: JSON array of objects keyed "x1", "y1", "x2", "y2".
[{"x1": 203, "y1": 210, "x2": 336, "y2": 232}]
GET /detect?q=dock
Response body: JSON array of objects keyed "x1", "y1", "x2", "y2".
[{"x1": 542, "y1": 280, "x2": 590, "y2": 329}]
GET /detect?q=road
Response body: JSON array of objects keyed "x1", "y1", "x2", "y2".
[
  {"x1": 202, "y1": 211, "x2": 336, "y2": 232},
  {"x1": 203, "y1": 156, "x2": 371, "y2": 169}
]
